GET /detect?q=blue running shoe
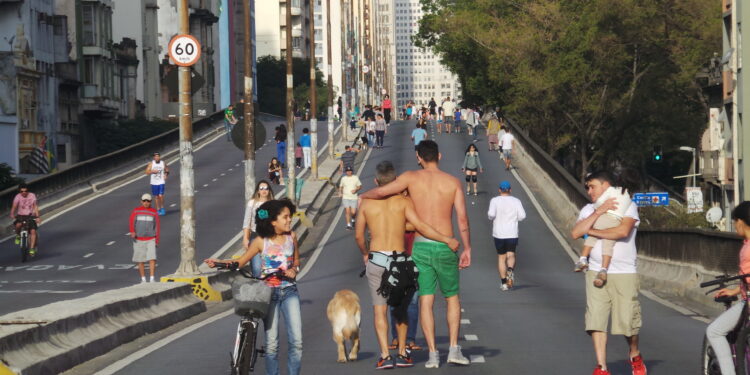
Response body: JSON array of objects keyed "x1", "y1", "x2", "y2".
[{"x1": 375, "y1": 355, "x2": 394, "y2": 370}]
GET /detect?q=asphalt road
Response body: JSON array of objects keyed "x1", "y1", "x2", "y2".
[
  {"x1": 0, "y1": 115, "x2": 335, "y2": 315},
  {"x1": 103, "y1": 120, "x2": 708, "y2": 374}
]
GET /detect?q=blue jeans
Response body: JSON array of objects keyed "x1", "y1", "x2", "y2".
[
  {"x1": 390, "y1": 292, "x2": 419, "y2": 343},
  {"x1": 276, "y1": 142, "x2": 286, "y2": 166},
  {"x1": 367, "y1": 132, "x2": 375, "y2": 146},
  {"x1": 264, "y1": 285, "x2": 302, "y2": 375},
  {"x1": 224, "y1": 120, "x2": 234, "y2": 141}
]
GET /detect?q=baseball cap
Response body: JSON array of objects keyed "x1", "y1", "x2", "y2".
[
  {"x1": 153, "y1": 152, "x2": 160, "y2": 156},
  {"x1": 499, "y1": 181, "x2": 511, "y2": 191},
  {"x1": 141, "y1": 193, "x2": 153, "y2": 201},
  {"x1": 345, "y1": 166, "x2": 353, "y2": 172}
]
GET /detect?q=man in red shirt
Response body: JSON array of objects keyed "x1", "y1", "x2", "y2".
[
  {"x1": 129, "y1": 193, "x2": 160, "y2": 283},
  {"x1": 10, "y1": 184, "x2": 41, "y2": 256}
]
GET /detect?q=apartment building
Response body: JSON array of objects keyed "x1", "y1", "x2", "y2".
[{"x1": 255, "y1": 0, "x2": 310, "y2": 59}]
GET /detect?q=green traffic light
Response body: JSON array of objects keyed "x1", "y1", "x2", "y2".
[{"x1": 655, "y1": 155, "x2": 661, "y2": 161}]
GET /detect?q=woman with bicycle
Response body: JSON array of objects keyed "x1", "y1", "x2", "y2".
[
  {"x1": 242, "y1": 180, "x2": 275, "y2": 277},
  {"x1": 206, "y1": 199, "x2": 302, "y2": 375},
  {"x1": 706, "y1": 201, "x2": 750, "y2": 375}
]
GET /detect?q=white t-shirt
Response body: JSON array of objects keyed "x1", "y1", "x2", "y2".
[
  {"x1": 577, "y1": 203, "x2": 639, "y2": 274},
  {"x1": 595, "y1": 186, "x2": 632, "y2": 219},
  {"x1": 340, "y1": 175, "x2": 362, "y2": 200},
  {"x1": 487, "y1": 195, "x2": 526, "y2": 239},
  {"x1": 242, "y1": 199, "x2": 265, "y2": 231},
  {"x1": 149, "y1": 161, "x2": 166, "y2": 185},
  {"x1": 442, "y1": 101, "x2": 456, "y2": 114},
  {"x1": 500, "y1": 133, "x2": 515, "y2": 150}
]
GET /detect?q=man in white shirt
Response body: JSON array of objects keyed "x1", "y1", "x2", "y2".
[
  {"x1": 570, "y1": 171, "x2": 646, "y2": 375},
  {"x1": 500, "y1": 127, "x2": 515, "y2": 171},
  {"x1": 441, "y1": 98, "x2": 456, "y2": 134},
  {"x1": 487, "y1": 181, "x2": 526, "y2": 291},
  {"x1": 339, "y1": 166, "x2": 362, "y2": 230}
]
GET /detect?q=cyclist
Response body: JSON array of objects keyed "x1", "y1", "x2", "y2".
[
  {"x1": 10, "y1": 184, "x2": 40, "y2": 256},
  {"x1": 205, "y1": 199, "x2": 302, "y2": 375},
  {"x1": 706, "y1": 201, "x2": 750, "y2": 375}
]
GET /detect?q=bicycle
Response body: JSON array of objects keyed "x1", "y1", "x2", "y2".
[
  {"x1": 700, "y1": 273, "x2": 750, "y2": 375},
  {"x1": 215, "y1": 261, "x2": 283, "y2": 374},
  {"x1": 15, "y1": 216, "x2": 37, "y2": 262}
]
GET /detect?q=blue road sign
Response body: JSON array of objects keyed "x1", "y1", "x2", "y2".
[{"x1": 633, "y1": 192, "x2": 669, "y2": 207}]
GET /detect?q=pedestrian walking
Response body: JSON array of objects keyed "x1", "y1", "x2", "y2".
[
  {"x1": 366, "y1": 118, "x2": 376, "y2": 147},
  {"x1": 300, "y1": 128, "x2": 312, "y2": 169},
  {"x1": 487, "y1": 115, "x2": 501, "y2": 151},
  {"x1": 339, "y1": 166, "x2": 362, "y2": 230},
  {"x1": 360, "y1": 140, "x2": 472, "y2": 368},
  {"x1": 145, "y1": 152, "x2": 169, "y2": 216},
  {"x1": 453, "y1": 107, "x2": 461, "y2": 134},
  {"x1": 500, "y1": 126, "x2": 515, "y2": 170},
  {"x1": 349, "y1": 115, "x2": 358, "y2": 131},
  {"x1": 243, "y1": 180, "x2": 275, "y2": 277},
  {"x1": 406, "y1": 103, "x2": 413, "y2": 120},
  {"x1": 339, "y1": 145, "x2": 358, "y2": 173},
  {"x1": 390, "y1": 205, "x2": 422, "y2": 353},
  {"x1": 706, "y1": 201, "x2": 750, "y2": 375},
  {"x1": 205, "y1": 199, "x2": 302, "y2": 375},
  {"x1": 224, "y1": 105, "x2": 238, "y2": 142},
  {"x1": 410, "y1": 123, "x2": 427, "y2": 150},
  {"x1": 337, "y1": 96, "x2": 343, "y2": 120},
  {"x1": 466, "y1": 108, "x2": 481, "y2": 141},
  {"x1": 461, "y1": 144, "x2": 484, "y2": 196},
  {"x1": 428, "y1": 98, "x2": 437, "y2": 120},
  {"x1": 294, "y1": 143, "x2": 303, "y2": 168},
  {"x1": 356, "y1": 161, "x2": 458, "y2": 369},
  {"x1": 487, "y1": 181, "x2": 525, "y2": 291},
  {"x1": 441, "y1": 98, "x2": 455, "y2": 134},
  {"x1": 268, "y1": 157, "x2": 284, "y2": 185},
  {"x1": 570, "y1": 171, "x2": 647, "y2": 375},
  {"x1": 375, "y1": 114, "x2": 387, "y2": 148},
  {"x1": 275, "y1": 125, "x2": 288, "y2": 168},
  {"x1": 382, "y1": 95, "x2": 392, "y2": 124},
  {"x1": 129, "y1": 193, "x2": 160, "y2": 283}
]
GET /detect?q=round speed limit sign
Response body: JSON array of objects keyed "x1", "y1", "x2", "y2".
[{"x1": 168, "y1": 34, "x2": 201, "y2": 66}]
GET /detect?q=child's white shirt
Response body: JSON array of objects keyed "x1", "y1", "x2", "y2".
[{"x1": 594, "y1": 186, "x2": 632, "y2": 219}]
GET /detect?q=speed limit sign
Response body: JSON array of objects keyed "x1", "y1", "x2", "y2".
[{"x1": 168, "y1": 34, "x2": 201, "y2": 66}]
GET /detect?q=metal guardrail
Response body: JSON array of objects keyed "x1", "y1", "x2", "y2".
[{"x1": 0, "y1": 110, "x2": 226, "y2": 213}]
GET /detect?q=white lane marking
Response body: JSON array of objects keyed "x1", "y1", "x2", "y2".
[
  {"x1": 0, "y1": 130, "x2": 226, "y2": 244},
  {"x1": 235, "y1": 163, "x2": 239, "y2": 167},
  {"x1": 228, "y1": 168, "x2": 233, "y2": 171},
  {"x1": 124, "y1": 232, "x2": 131, "y2": 236},
  {"x1": 94, "y1": 308, "x2": 235, "y2": 375},
  {"x1": 464, "y1": 334, "x2": 478, "y2": 341},
  {"x1": 298, "y1": 144, "x2": 372, "y2": 280},
  {"x1": 170, "y1": 203, "x2": 176, "y2": 207},
  {"x1": 83, "y1": 253, "x2": 94, "y2": 258},
  {"x1": 460, "y1": 319, "x2": 470, "y2": 325},
  {"x1": 212, "y1": 178, "x2": 217, "y2": 182},
  {"x1": 461, "y1": 308, "x2": 465, "y2": 313},
  {"x1": 194, "y1": 190, "x2": 198, "y2": 193},
  {"x1": 470, "y1": 355, "x2": 485, "y2": 364},
  {"x1": 220, "y1": 173, "x2": 225, "y2": 176},
  {"x1": 203, "y1": 184, "x2": 209, "y2": 187},
  {"x1": 0, "y1": 290, "x2": 82, "y2": 294},
  {"x1": 106, "y1": 241, "x2": 115, "y2": 246}
]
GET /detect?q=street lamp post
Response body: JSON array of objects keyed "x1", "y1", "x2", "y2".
[{"x1": 679, "y1": 146, "x2": 697, "y2": 187}]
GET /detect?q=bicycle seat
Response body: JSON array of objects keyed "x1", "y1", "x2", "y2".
[{"x1": 715, "y1": 295, "x2": 739, "y2": 304}]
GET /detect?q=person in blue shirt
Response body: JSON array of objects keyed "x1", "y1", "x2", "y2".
[
  {"x1": 410, "y1": 123, "x2": 428, "y2": 150},
  {"x1": 454, "y1": 108, "x2": 462, "y2": 134},
  {"x1": 300, "y1": 128, "x2": 312, "y2": 169}
]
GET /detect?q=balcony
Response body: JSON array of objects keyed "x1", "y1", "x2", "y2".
[
  {"x1": 701, "y1": 150, "x2": 720, "y2": 181},
  {"x1": 292, "y1": 27, "x2": 303, "y2": 37},
  {"x1": 723, "y1": 70, "x2": 734, "y2": 100},
  {"x1": 290, "y1": 0, "x2": 302, "y2": 16}
]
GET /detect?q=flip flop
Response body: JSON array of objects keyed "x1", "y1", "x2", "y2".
[
  {"x1": 406, "y1": 342, "x2": 422, "y2": 351},
  {"x1": 388, "y1": 339, "x2": 397, "y2": 350}
]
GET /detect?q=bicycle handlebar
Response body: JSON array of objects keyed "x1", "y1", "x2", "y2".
[
  {"x1": 700, "y1": 273, "x2": 750, "y2": 288},
  {"x1": 213, "y1": 261, "x2": 291, "y2": 281}
]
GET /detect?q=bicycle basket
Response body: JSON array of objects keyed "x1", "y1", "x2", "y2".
[{"x1": 231, "y1": 277, "x2": 273, "y2": 318}]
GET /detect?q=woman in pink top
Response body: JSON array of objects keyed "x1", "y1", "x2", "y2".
[
  {"x1": 382, "y1": 95, "x2": 392, "y2": 124},
  {"x1": 706, "y1": 201, "x2": 750, "y2": 375}
]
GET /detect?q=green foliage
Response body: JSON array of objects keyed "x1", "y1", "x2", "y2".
[
  {"x1": 0, "y1": 163, "x2": 24, "y2": 192},
  {"x1": 90, "y1": 118, "x2": 177, "y2": 157},
  {"x1": 639, "y1": 205, "x2": 713, "y2": 230},
  {"x1": 416, "y1": 0, "x2": 721, "y2": 187},
  {"x1": 256, "y1": 55, "x2": 332, "y2": 117}
]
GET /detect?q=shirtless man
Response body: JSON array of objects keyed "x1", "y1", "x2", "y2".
[
  {"x1": 356, "y1": 161, "x2": 459, "y2": 369},
  {"x1": 359, "y1": 140, "x2": 472, "y2": 368}
]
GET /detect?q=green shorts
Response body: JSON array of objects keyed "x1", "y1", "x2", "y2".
[{"x1": 412, "y1": 241, "x2": 459, "y2": 297}]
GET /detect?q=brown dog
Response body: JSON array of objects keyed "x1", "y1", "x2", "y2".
[{"x1": 326, "y1": 289, "x2": 361, "y2": 362}]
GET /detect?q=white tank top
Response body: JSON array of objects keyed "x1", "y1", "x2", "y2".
[{"x1": 150, "y1": 161, "x2": 166, "y2": 185}]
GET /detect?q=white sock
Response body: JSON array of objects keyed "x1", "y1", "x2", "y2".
[
  {"x1": 141, "y1": 277, "x2": 146, "y2": 282},
  {"x1": 579, "y1": 256, "x2": 587, "y2": 263},
  {"x1": 150, "y1": 276, "x2": 155, "y2": 282}
]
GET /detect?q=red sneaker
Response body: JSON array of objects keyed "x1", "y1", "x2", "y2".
[
  {"x1": 630, "y1": 355, "x2": 647, "y2": 375},
  {"x1": 593, "y1": 365, "x2": 611, "y2": 375}
]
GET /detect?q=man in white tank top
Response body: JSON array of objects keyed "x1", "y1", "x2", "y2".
[{"x1": 145, "y1": 152, "x2": 169, "y2": 216}]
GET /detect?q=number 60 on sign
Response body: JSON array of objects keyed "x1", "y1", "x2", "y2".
[{"x1": 168, "y1": 34, "x2": 201, "y2": 66}]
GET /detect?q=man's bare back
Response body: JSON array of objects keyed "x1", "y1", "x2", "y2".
[{"x1": 400, "y1": 169, "x2": 462, "y2": 239}]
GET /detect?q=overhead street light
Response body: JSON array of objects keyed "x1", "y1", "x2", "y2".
[{"x1": 679, "y1": 146, "x2": 697, "y2": 187}]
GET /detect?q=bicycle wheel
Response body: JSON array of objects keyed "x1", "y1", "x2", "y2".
[
  {"x1": 735, "y1": 326, "x2": 750, "y2": 375},
  {"x1": 237, "y1": 320, "x2": 257, "y2": 374},
  {"x1": 702, "y1": 335, "x2": 721, "y2": 375},
  {"x1": 20, "y1": 234, "x2": 28, "y2": 263}
]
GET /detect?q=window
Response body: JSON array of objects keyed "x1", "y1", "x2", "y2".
[
  {"x1": 83, "y1": 57, "x2": 95, "y2": 84},
  {"x1": 82, "y1": 4, "x2": 95, "y2": 46},
  {"x1": 57, "y1": 144, "x2": 67, "y2": 163}
]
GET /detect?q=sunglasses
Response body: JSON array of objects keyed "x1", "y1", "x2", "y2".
[
  {"x1": 259, "y1": 186, "x2": 269, "y2": 191},
  {"x1": 142, "y1": 199, "x2": 152, "y2": 202}
]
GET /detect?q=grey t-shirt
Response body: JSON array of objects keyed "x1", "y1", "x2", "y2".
[{"x1": 341, "y1": 151, "x2": 356, "y2": 169}]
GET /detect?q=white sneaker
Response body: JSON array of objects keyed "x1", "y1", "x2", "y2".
[
  {"x1": 447, "y1": 346, "x2": 470, "y2": 365},
  {"x1": 150, "y1": 276, "x2": 156, "y2": 283},
  {"x1": 500, "y1": 283, "x2": 509, "y2": 291},
  {"x1": 140, "y1": 277, "x2": 147, "y2": 284},
  {"x1": 425, "y1": 351, "x2": 440, "y2": 369}
]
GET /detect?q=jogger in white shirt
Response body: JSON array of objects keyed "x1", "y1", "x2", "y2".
[{"x1": 487, "y1": 181, "x2": 526, "y2": 290}]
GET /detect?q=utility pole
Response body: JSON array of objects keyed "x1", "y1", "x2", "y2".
[
  {"x1": 243, "y1": 0, "x2": 256, "y2": 203},
  {"x1": 326, "y1": 0, "x2": 335, "y2": 146},
  {"x1": 175, "y1": 0, "x2": 198, "y2": 276},
  {"x1": 285, "y1": 0, "x2": 296, "y2": 201},
  {"x1": 338, "y1": 0, "x2": 347, "y2": 150},
  {"x1": 309, "y1": 0, "x2": 318, "y2": 178}
]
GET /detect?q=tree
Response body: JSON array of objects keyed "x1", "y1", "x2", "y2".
[{"x1": 256, "y1": 55, "x2": 331, "y2": 116}]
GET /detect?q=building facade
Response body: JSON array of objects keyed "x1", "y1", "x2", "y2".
[
  {"x1": 393, "y1": 0, "x2": 460, "y2": 111},
  {"x1": 255, "y1": 0, "x2": 310, "y2": 59}
]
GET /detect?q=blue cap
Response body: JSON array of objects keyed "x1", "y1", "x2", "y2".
[{"x1": 499, "y1": 181, "x2": 511, "y2": 191}]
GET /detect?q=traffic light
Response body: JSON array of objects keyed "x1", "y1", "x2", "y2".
[{"x1": 652, "y1": 145, "x2": 663, "y2": 162}]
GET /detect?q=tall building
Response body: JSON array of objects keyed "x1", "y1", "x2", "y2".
[
  {"x1": 393, "y1": 0, "x2": 460, "y2": 110},
  {"x1": 255, "y1": 0, "x2": 310, "y2": 59},
  {"x1": 312, "y1": 0, "x2": 342, "y2": 98}
]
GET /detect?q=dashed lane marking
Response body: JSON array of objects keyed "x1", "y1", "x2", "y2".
[
  {"x1": 194, "y1": 190, "x2": 198, "y2": 193},
  {"x1": 170, "y1": 203, "x2": 176, "y2": 207},
  {"x1": 212, "y1": 178, "x2": 217, "y2": 182},
  {"x1": 124, "y1": 232, "x2": 131, "y2": 236},
  {"x1": 106, "y1": 241, "x2": 115, "y2": 246},
  {"x1": 470, "y1": 355, "x2": 485, "y2": 364},
  {"x1": 83, "y1": 253, "x2": 94, "y2": 258},
  {"x1": 464, "y1": 334, "x2": 478, "y2": 341},
  {"x1": 203, "y1": 184, "x2": 209, "y2": 187},
  {"x1": 220, "y1": 173, "x2": 225, "y2": 176},
  {"x1": 235, "y1": 163, "x2": 239, "y2": 167},
  {"x1": 228, "y1": 168, "x2": 233, "y2": 171},
  {"x1": 460, "y1": 319, "x2": 470, "y2": 325}
]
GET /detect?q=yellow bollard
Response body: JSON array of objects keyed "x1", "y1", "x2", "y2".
[
  {"x1": 0, "y1": 361, "x2": 17, "y2": 375},
  {"x1": 160, "y1": 276, "x2": 223, "y2": 301}
]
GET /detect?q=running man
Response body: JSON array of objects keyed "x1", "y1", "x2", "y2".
[
  {"x1": 356, "y1": 161, "x2": 459, "y2": 369},
  {"x1": 411, "y1": 123, "x2": 427, "y2": 150},
  {"x1": 10, "y1": 183, "x2": 41, "y2": 256},
  {"x1": 500, "y1": 127, "x2": 516, "y2": 171},
  {"x1": 145, "y1": 152, "x2": 169, "y2": 216},
  {"x1": 360, "y1": 140, "x2": 472, "y2": 368},
  {"x1": 224, "y1": 104, "x2": 238, "y2": 141},
  {"x1": 487, "y1": 181, "x2": 526, "y2": 291},
  {"x1": 340, "y1": 166, "x2": 362, "y2": 230}
]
